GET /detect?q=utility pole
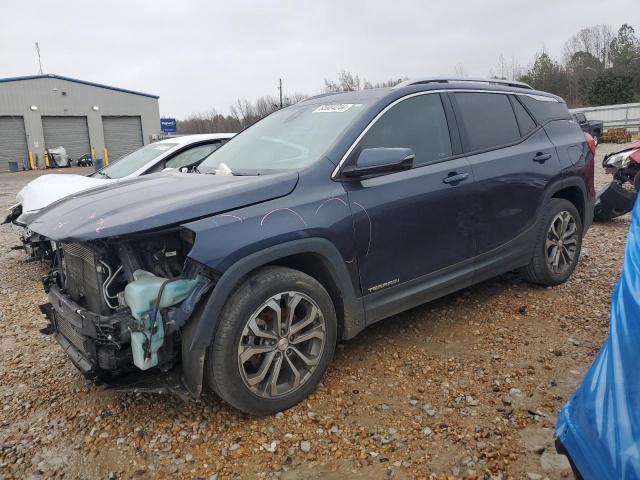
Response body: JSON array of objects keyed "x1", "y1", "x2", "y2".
[
  {"x1": 278, "y1": 78, "x2": 283, "y2": 108},
  {"x1": 35, "y1": 42, "x2": 43, "y2": 74}
]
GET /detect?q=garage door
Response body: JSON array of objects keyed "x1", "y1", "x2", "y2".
[
  {"x1": 0, "y1": 116, "x2": 29, "y2": 171},
  {"x1": 42, "y1": 116, "x2": 91, "y2": 161},
  {"x1": 102, "y1": 116, "x2": 143, "y2": 162}
]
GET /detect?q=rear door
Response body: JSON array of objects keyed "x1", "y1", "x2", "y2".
[{"x1": 451, "y1": 91, "x2": 561, "y2": 258}]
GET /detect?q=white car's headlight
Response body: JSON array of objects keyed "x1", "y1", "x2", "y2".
[{"x1": 604, "y1": 149, "x2": 639, "y2": 168}]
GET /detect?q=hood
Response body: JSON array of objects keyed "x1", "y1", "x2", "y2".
[
  {"x1": 17, "y1": 174, "x2": 114, "y2": 214},
  {"x1": 28, "y1": 171, "x2": 299, "y2": 242},
  {"x1": 610, "y1": 141, "x2": 640, "y2": 157}
]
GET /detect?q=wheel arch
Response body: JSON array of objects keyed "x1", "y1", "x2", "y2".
[
  {"x1": 180, "y1": 238, "x2": 365, "y2": 398},
  {"x1": 552, "y1": 185, "x2": 586, "y2": 226}
]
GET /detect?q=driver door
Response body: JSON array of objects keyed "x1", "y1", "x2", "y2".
[{"x1": 340, "y1": 93, "x2": 476, "y2": 315}]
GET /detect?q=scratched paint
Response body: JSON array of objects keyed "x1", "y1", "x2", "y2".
[
  {"x1": 314, "y1": 197, "x2": 348, "y2": 217},
  {"x1": 260, "y1": 208, "x2": 307, "y2": 227},
  {"x1": 353, "y1": 201, "x2": 372, "y2": 257}
]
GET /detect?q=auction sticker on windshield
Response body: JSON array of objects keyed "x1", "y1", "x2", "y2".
[{"x1": 313, "y1": 104, "x2": 359, "y2": 113}]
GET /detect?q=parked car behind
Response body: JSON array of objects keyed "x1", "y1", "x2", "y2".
[
  {"x1": 30, "y1": 78, "x2": 594, "y2": 415},
  {"x1": 594, "y1": 140, "x2": 640, "y2": 220},
  {"x1": 3, "y1": 133, "x2": 235, "y2": 259},
  {"x1": 572, "y1": 112, "x2": 603, "y2": 145}
]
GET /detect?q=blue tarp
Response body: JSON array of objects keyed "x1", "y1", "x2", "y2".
[{"x1": 557, "y1": 201, "x2": 640, "y2": 479}]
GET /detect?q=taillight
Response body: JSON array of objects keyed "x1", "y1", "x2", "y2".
[
  {"x1": 585, "y1": 132, "x2": 597, "y2": 157},
  {"x1": 584, "y1": 133, "x2": 596, "y2": 196}
]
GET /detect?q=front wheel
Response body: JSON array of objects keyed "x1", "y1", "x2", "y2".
[
  {"x1": 205, "y1": 266, "x2": 337, "y2": 415},
  {"x1": 521, "y1": 199, "x2": 583, "y2": 286}
]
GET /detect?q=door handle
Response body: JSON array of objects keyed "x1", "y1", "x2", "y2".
[
  {"x1": 533, "y1": 152, "x2": 552, "y2": 163},
  {"x1": 442, "y1": 172, "x2": 469, "y2": 185}
]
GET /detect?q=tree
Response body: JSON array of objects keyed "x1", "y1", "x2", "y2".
[
  {"x1": 324, "y1": 70, "x2": 405, "y2": 92},
  {"x1": 610, "y1": 24, "x2": 640, "y2": 72},
  {"x1": 563, "y1": 24, "x2": 614, "y2": 67},
  {"x1": 519, "y1": 52, "x2": 570, "y2": 100},
  {"x1": 586, "y1": 70, "x2": 634, "y2": 105},
  {"x1": 566, "y1": 51, "x2": 604, "y2": 105},
  {"x1": 323, "y1": 70, "x2": 361, "y2": 92}
]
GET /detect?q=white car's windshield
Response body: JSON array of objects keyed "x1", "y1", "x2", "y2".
[
  {"x1": 199, "y1": 102, "x2": 369, "y2": 174},
  {"x1": 94, "y1": 143, "x2": 177, "y2": 178}
]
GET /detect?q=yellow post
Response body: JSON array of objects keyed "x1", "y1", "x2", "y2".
[
  {"x1": 28, "y1": 151, "x2": 35, "y2": 170},
  {"x1": 44, "y1": 152, "x2": 50, "y2": 168},
  {"x1": 91, "y1": 146, "x2": 96, "y2": 161},
  {"x1": 103, "y1": 147, "x2": 109, "y2": 166}
]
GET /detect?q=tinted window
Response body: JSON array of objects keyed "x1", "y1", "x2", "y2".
[
  {"x1": 511, "y1": 97, "x2": 537, "y2": 136},
  {"x1": 454, "y1": 92, "x2": 520, "y2": 151},
  {"x1": 518, "y1": 95, "x2": 571, "y2": 124},
  {"x1": 357, "y1": 94, "x2": 452, "y2": 166},
  {"x1": 165, "y1": 142, "x2": 222, "y2": 169}
]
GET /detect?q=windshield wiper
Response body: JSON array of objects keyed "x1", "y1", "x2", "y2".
[{"x1": 97, "y1": 171, "x2": 111, "y2": 179}]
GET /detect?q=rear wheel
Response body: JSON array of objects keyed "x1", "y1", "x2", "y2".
[
  {"x1": 205, "y1": 267, "x2": 337, "y2": 415},
  {"x1": 521, "y1": 199, "x2": 583, "y2": 286}
]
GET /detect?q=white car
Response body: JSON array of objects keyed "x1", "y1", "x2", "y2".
[{"x1": 5, "y1": 133, "x2": 235, "y2": 258}]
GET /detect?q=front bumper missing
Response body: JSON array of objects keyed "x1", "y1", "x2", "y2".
[{"x1": 41, "y1": 287, "x2": 192, "y2": 399}]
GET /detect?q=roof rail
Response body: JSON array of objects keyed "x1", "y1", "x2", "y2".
[{"x1": 392, "y1": 77, "x2": 533, "y2": 90}]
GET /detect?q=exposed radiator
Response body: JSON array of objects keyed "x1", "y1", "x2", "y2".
[{"x1": 62, "y1": 243, "x2": 109, "y2": 315}]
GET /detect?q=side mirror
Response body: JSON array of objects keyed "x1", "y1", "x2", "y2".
[{"x1": 342, "y1": 148, "x2": 415, "y2": 178}]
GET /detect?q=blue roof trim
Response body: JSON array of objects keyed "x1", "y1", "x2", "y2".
[{"x1": 0, "y1": 74, "x2": 159, "y2": 99}]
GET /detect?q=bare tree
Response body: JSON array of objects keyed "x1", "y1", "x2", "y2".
[
  {"x1": 453, "y1": 64, "x2": 466, "y2": 78},
  {"x1": 563, "y1": 24, "x2": 614, "y2": 67}
]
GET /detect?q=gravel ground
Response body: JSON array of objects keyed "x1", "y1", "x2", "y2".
[{"x1": 0, "y1": 147, "x2": 630, "y2": 480}]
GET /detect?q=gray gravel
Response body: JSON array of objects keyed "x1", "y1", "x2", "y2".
[{"x1": 0, "y1": 146, "x2": 629, "y2": 479}]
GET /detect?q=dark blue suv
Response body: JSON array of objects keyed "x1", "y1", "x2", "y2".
[{"x1": 33, "y1": 78, "x2": 595, "y2": 415}]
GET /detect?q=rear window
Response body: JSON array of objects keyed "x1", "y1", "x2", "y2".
[
  {"x1": 518, "y1": 95, "x2": 571, "y2": 124},
  {"x1": 454, "y1": 92, "x2": 520, "y2": 151}
]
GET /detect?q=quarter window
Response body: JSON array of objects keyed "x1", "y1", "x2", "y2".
[
  {"x1": 511, "y1": 97, "x2": 537, "y2": 136},
  {"x1": 454, "y1": 92, "x2": 520, "y2": 151},
  {"x1": 356, "y1": 94, "x2": 452, "y2": 166}
]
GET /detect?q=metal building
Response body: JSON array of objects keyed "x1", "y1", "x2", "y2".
[{"x1": 0, "y1": 74, "x2": 160, "y2": 171}]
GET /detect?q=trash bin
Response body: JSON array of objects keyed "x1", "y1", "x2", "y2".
[
  {"x1": 8, "y1": 162, "x2": 18, "y2": 173},
  {"x1": 93, "y1": 158, "x2": 104, "y2": 172}
]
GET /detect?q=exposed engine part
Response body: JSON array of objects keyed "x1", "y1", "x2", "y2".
[
  {"x1": 124, "y1": 270, "x2": 199, "y2": 370},
  {"x1": 98, "y1": 260, "x2": 124, "y2": 309}
]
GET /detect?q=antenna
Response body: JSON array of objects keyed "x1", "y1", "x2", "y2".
[
  {"x1": 35, "y1": 42, "x2": 43, "y2": 74},
  {"x1": 278, "y1": 78, "x2": 283, "y2": 108}
]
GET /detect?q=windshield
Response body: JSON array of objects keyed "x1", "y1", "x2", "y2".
[
  {"x1": 199, "y1": 102, "x2": 369, "y2": 174},
  {"x1": 94, "y1": 143, "x2": 177, "y2": 178}
]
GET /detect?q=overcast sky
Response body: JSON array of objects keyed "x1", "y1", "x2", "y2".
[{"x1": 1, "y1": 0, "x2": 636, "y2": 118}]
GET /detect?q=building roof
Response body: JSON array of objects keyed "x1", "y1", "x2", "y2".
[{"x1": 0, "y1": 74, "x2": 159, "y2": 99}]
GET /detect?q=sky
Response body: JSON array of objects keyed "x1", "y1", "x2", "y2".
[{"x1": 1, "y1": 0, "x2": 636, "y2": 118}]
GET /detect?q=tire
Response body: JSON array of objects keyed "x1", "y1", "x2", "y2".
[
  {"x1": 521, "y1": 199, "x2": 583, "y2": 286},
  {"x1": 205, "y1": 266, "x2": 337, "y2": 415}
]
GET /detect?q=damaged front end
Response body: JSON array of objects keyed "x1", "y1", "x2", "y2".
[
  {"x1": 40, "y1": 228, "x2": 214, "y2": 396},
  {"x1": 594, "y1": 181, "x2": 637, "y2": 221}
]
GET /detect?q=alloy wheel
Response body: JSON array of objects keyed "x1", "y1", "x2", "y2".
[
  {"x1": 546, "y1": 211, "x2": 578, "y2": 274},
  {"x1": 237, "y1": 291, "x2": 326, "y2": 398}
]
